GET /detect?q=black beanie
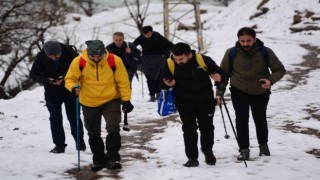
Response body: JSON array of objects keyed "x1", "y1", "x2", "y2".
[
  {"x1": 142, "y1": 26, "x2": 153, "y2": 34},
  {"x1": 43, "y1": 41, "x2": 62, "y2": 56},
  {"x1": 172, "y1": 42, "x2": 191, "y2": 56},
  {"x1": 85, "y1": 40, "x2": 106, "y2": 56}
]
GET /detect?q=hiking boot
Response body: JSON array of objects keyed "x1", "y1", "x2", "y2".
[
  {"x1": 237, "y1": 149, "x2": 250, "y2": 161},
  {"x1": 76, "y1": 139, "x2": 86, "y2": 151},
  {"x1": 91, "y1": 162, "x2": 105, "y2": 171},
  {"x1": 259, "y1": 144, "x2": 270, "y2": 156},
  {"x1": 106, "y1": 160, "x2": 122, "y2": 170},
  {"x1": 148, "y1": 95, "x2": 156, "y2": 102},
  {"x1": 50, "y1": 144, "x2": 67, "y2": 153},
  {"x1": 183, "y1": 158, "x2": 199, "y2": 167},
  {"x1": 202, "y1": 150, "x2": 216, "y2": 165}
]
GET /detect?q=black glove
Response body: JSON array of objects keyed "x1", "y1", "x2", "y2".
[
  {"x1": 122, "y1": 101, "x2": 134, "y2": 113},
  {"x1": 217, "y1": 85, "x2": 226, "y2": 96},
  {"x1": 46, "y1": 78, "x2": 55, "y2": 85},
  {"x1": 72, "y1": 85, "x2": 80, "y2": 97}
]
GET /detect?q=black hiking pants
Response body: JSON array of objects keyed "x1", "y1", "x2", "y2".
[
  {"x1": 176, "y1": 100, "x2": 215, "y2": 159},
  {"x1": 45, "y1": 91, "x2": 84, "y2": 146},
  {"x1": 230, "y1": 87, "x2": 270, "y2": 150}
]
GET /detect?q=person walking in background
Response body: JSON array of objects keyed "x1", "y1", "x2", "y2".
[
  {"x1": 30, "y1": 40, "x2": 86, "y2": 153},
  {"x1": 161, "y1": 42, "x2": 227, "y2": 167},
  {"x1": 133, "y1": 25, "x2": 173, "y2": 102},
  {"x1": 64, "y1": 40, "x2": 134, "y2": 171},
  {"x1": 106, "y1": 32, "x2": 141, "y2": 85},
  {"x1": 217, "y1": 27, "x2": 286, "y2": 161}
]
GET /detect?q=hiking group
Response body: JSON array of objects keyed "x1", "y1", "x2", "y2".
[{"x1": 30, "y1": 26, "x2": 285, "y2": 171}]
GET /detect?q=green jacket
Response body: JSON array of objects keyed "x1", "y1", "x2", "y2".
[{"x1": 220, "y1": 38, "x2": 286, "y2": 95}]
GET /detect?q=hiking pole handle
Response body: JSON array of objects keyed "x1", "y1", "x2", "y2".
[
  {"x1": 124, "y1": 111, "x2": 128, "y2": 125},
  {"x1": 123, "y1": 111, "x2": 130, "y2": 131}
]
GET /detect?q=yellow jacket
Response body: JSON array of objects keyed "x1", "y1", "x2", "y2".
[{"x1": 65, "y1": 50, "x2": 131, "y2": 107}]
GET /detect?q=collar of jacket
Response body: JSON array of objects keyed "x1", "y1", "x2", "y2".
[{"x1": 235, "y1": 38, "x2": 265, "y2": 55}]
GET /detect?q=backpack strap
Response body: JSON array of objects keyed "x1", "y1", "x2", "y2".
[
  {"x1": 195, "y1": 53, "x2": 208, "y2": 72},
  {"x1": 107, "y1": 53, "x2": 116, "y2": 72},
  {"x1": 167, "y1": 53, "x2": 208, "y2": 76},
  {"x1": 79, "y1": 53, "x2": 116, "y2": 72},
  {"x1": 79, "y1": 57, "x2": 86, "y2": 71},
  {"x1": 167, "y1": 58, "x2": 175, "y2": 75},
  {"x1": 228, "y1": 47, "x2": 237, "y2": 72}
]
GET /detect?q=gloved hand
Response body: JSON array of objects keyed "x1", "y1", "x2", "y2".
[
  {"x1": 46, "y1": 78, "x2": 55, "y2": 85},
  {"x1": 72, "y1": 85, "x2": 80, "y2": 97},
  {"x1": 217, "y1": 85, "x2": 226, "y2": 96},
  {"x1": 122, "y1": 101, "x2": 134, "y2": 113}
]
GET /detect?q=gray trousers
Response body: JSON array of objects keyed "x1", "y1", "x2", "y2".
[
  {"x1": 82, "y1": 98, "x2": 121, "y2": 137},
  {"x1": 82, "y1": 98, "x2": 122, "y2": 163}
]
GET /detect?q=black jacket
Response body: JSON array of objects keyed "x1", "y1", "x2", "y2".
[
  {"x1": 162, "y1": 51, "x2": 227, "y2": 105},
  {"x1": 106, "y1": 41, "x2": 141, "y2": 72},
  {"x1": 29, "y1": 43, "x2": 78, "y2": 95},
  {"x1": 133, "y1": 31, "x2": 173, "y2": 57}
]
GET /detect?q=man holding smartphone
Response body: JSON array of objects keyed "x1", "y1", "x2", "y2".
[{"x1": 30, "y1": 40, "x2": 86, "y2": 154}]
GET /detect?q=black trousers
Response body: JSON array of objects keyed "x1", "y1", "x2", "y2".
[
  {"x1": 140, "y1": 55, "x2": 166, "y2": 96},
  {"x1": 45, "y1": 91, "x2": 84, "y2": 146},
  {"x1": 230, "y1": 87, "x2": 270, "y2": 150},
  {"x1": 176, "y1": 101, "x2": 215, "y2": 158}
]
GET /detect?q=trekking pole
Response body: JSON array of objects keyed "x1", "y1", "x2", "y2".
[
  {"x1": 220, "y1": 95, "x2": 247, "y2": 168},
  {"x1": 141, "y1": 70, "x2": 144, "y2": 98},
  {"x1": 75, "y1": 85, "x2": 81, "y2": 171},
  {"x1": 123, "y1": 111, "x2": 130, "y2": 131},
  {"x1": 219, "y1": 104, "x2": 230, "y2": 139}
]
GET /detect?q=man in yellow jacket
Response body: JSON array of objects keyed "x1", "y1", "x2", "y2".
[{"x1": 65, "y1": 40, "x2": 134, "y2": 171}]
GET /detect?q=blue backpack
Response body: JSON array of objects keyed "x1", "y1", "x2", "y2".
[{"x1": 229, "y1": 46, "x2": 269, "y2": 71}]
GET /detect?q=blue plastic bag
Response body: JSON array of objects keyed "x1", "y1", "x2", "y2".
[{"x1": 157, "y1": 88, "x2": 177, "y2": 116}]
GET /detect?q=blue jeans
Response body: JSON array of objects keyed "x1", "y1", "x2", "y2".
[{"x1": 45, "y1": 91, "x2": 84, "y2": 146}]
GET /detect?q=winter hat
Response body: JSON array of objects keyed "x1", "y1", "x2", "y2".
[
  {"x1": 142, "y1": 26, "x2": 153, "y2": 34},
  {"x1": 172, "y1": 42, "x2": 191, "y2": 56},
  {"x1": 43, "y1": 41, "x2": 62, "y2": 56},
  {"x1": 85, "y1": 40, "x2": 106, "y2": 56}
]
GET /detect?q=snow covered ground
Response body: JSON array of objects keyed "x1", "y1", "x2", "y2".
[{"x1": 0, "y1": 0, "x2": 320, "y2": 179}]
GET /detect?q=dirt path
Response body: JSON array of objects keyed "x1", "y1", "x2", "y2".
[
  {"x1": 281, "y1": 44, "x2": 320, "y2": 157},
  {"x1": 67, "y1": 115, "x2": 180, "y2": 180}
]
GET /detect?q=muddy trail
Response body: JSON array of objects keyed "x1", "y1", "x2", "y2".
[
  {"x1": 281, "y1": 44, "x2": 320, "y2": 157},
  {"x1": 67, "y1": 44, "x2": 319, "y2": 179},
  {"x1": 66, "y1": 115, "x2": 180, "y2": 180}
]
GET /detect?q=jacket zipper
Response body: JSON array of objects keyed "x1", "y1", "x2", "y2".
[{"x1": 95, "y1": 62, "x2": 99, "y2": 81}]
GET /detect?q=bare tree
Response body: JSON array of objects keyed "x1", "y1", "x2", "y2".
[
  {"x1": 124, "y1": 0, "x2": 150, "y2": 34},
  {"x1": 0, "y1": 0, "x2": 66, "y2": 99},
  {"x1": 70, "y1": 0, "x2": 96, "y2": 17}
]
